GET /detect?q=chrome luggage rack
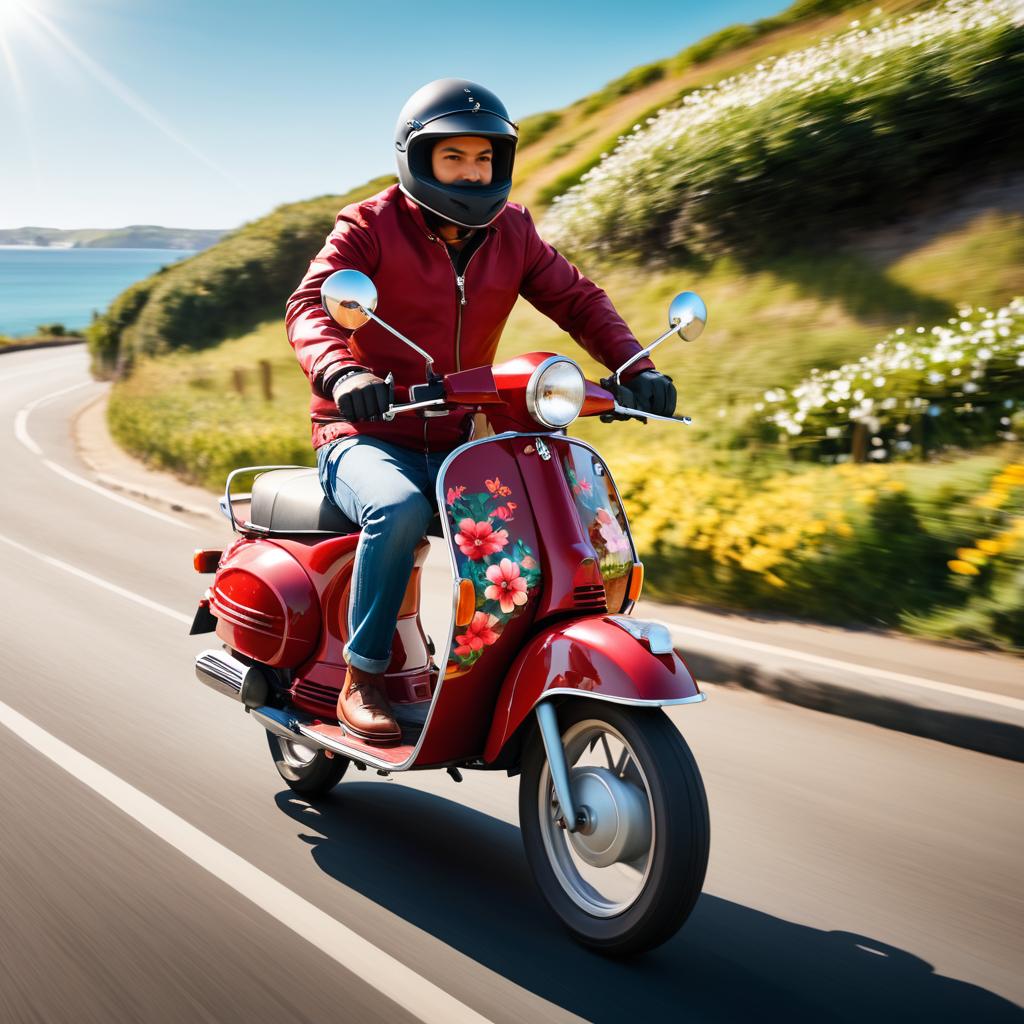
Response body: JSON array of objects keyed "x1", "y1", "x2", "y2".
[{"x1": 220, "y1": 464, "x2": 313, "y2": 535}]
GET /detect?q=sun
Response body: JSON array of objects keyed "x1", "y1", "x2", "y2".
[{"x1": 0, "y1": 0, "x2": 28, "y2": 35}]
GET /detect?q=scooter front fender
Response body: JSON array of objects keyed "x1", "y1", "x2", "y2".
[{"x1": 483, "y1": 616, "x2": 704, "y2": 763}]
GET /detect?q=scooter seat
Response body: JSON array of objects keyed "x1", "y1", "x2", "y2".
[
  {"x1": 248, "y1": 467, "x2": 446, "y2": 537},
  {"x1": 249, "y1": 468, "x2": 359, "y2": 535}
]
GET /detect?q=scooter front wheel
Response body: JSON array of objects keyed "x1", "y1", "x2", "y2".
[
  {"x1": 519, "y1": 702, "x2": 709, "y2": 956},
  {"x1": 266, "y1": 730, "x2": 348, "y2": 796}
]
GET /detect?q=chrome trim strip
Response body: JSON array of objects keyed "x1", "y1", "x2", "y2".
[{"x1": 535, "y1": 690, "x2": 707, "y2": 709}]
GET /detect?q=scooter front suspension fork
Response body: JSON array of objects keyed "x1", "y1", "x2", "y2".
[{"x1": 536, "y1": 701, "x2": 583, "y2": 833}]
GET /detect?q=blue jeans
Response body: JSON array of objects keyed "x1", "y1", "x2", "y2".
[{"x1": 317, "y1": 437, "x2": 446, "y2": 673}]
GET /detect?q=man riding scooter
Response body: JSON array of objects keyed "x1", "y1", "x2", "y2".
[{"x1": 285, "y1": 78, "x2": 677, "y2": 746}]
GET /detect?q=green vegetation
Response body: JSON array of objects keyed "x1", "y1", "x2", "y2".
[
  {"x1": 86, "y1": 175, "x2": 395, "y2": 377},
  {"x1": 107, "y1": 321, "x2": 314, "y2": 488},
  {"x1": 544, "y1": 3, "x2": 1024, "y2": 262},
  {"x1": 516, "y1": 110, "x2": 562, "y2": 148},
  {"x1": 574, "y1": 0, "x2": 867, "y2": 120},
  {"x1": 580, "y1": 62, "x2": 667, "y2": 117}
]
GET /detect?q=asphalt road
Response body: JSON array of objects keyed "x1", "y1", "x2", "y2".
[{"x1": 0, "y1": 346, "x2": 1021, "y2": 1023}]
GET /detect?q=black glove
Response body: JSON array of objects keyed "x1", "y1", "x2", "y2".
[
  {"x1": 618, "y1": 369, "x2": 677, "y2": 417},
  {"x1": 331, "y1": 371, "x2": 392, "y2": 421}
]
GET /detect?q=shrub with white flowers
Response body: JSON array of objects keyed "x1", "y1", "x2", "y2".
[
  {"x1": 755, "y1": 297, "x2": 1024, "y2": 459},
  {"x1": 541, "y1": 0, "x2": 1024, "y2": 260}
]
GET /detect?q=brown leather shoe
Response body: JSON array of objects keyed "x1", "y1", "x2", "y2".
[{"x1": 337, "y1": 664, "x2": 402, "y2": 746}]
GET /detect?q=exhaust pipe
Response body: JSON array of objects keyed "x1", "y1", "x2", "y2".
[{"x1": 195, "y1": 649, "x2": 269, "y2": 708}]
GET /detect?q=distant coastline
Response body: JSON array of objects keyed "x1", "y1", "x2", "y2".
[{"x1": 0, "y1": 225, "x2": 226, "y2": 251}]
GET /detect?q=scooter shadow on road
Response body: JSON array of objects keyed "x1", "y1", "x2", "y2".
[{"x1": 274, "y1": 784, "x2": 1022, "y2": 1024}]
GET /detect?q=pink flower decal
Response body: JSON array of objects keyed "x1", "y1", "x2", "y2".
[
  {"x1": 596, "y1": 507, "x2": 630, "y2": 554},
  {"x1": 454, "y1": 612, "x2": 500, "y2": 656},
  {"x1": 572, "y1": 480, "x2": 592, "y2": 497},
  {"x1": 493, "y1": 502, "x2": 517, "y2": 521},
  {"x1": 521, "y1": 555, "x2": 537, "y2": 570},
  {"x1": 446, "y1": 485, "x2": 466, "y2": 506},
  {"x1": 484, "y1": 558, "x2": 529, "y2": 614},
  {"x1": 454, "y1": 518, "x2": 509, "y2": 560}
]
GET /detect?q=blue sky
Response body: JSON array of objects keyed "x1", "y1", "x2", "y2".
[{"x1": 0, "y1": 0, "x2": 784, "y2": 230}]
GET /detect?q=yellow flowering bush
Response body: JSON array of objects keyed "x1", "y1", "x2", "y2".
[
  {"x1": 615, "y1": 450, "x2": 1022, "y2": 650},
  {"x1": 614, "y1": 455, "x2": 909, "y2": 605}
]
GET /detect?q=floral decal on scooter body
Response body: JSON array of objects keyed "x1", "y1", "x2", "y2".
[
  {"x1": 561, "y1": 446, "x2": 635, "y2": 611},
  {"x1": 446, "y1": 476, "x2": 543, "y2": 669}
]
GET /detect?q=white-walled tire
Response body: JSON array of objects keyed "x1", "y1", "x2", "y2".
[{"x1": 519, "y1": 702, "x2": 709, "y2": 956}]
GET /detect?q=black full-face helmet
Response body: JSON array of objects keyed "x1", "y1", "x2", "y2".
[{"x1": 395, "y1": 78, "x2": 518, "y2": 229}]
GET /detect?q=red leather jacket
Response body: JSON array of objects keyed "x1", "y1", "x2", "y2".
[{"x1": 286, "y1": 184, "x2": 654, "y2": 451}]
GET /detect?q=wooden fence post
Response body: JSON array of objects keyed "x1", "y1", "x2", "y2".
[{"x1": 259, "y1": 360, "x2": 273, "y2": 401}]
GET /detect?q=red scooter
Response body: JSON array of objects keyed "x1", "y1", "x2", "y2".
[{"x1": 190, "y1": 269, "x2": 710, "y2": 955}]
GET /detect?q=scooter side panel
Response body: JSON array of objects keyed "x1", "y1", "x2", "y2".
[
  {"x1": 415, "y1": 436, "x2": 544, "y2": 765},
  {"x1": 483, "y1": 616, "x2": 702, "y2": 763}
]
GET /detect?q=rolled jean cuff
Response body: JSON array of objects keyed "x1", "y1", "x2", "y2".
[{"x1": 343, "y1": 642, "x2": 390, "y2": 675}]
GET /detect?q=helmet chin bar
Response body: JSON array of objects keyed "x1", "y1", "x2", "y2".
[{"x1": 398, "y1": 183, "x2": 509, "y2": 231}]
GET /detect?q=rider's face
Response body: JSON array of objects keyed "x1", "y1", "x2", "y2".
[{"x1": 431, "y1": 136, "x2": 493, "y2": 186}]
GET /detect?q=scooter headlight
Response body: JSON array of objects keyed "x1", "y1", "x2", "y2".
[{"x1": 526, "y1": 357, "x2": 586, "y2": 429}]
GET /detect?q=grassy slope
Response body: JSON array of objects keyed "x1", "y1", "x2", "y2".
[{"x1": 509, "y1": 0, "x2": 924, "y2": 210}]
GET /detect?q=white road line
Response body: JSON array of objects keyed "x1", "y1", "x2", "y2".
[
  {"x1": 660, "y1": 621, "x2": 1024, "y2": 712},
  {"x1": 0, "y1": 531, "x2": 193, "y2": 625},
  {"x1": 42, "y1": 458, "x2": 196, "y2": 529},
  {"x1": 13, "y1": 379, "x2": 91, "y2": 454},
  {"x1": 0, "y1": 699, "x2": 492, "y2": 1024},
  {"x1": 13, "y1": 381, "x2": 195, "y2": 530},
  {"x1": 0, "y1": 356, "x2": 83, "y2": 383}
]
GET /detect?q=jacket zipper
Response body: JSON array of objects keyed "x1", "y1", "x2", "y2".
[
  {"x1": 452, "y1": 235, "x2": 487, "y2": 373},
  {"x1": 423, "y1": 229, "x2": 488, "y2": 453}
]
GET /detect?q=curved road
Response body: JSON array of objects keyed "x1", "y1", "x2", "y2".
[{"x1": 0, "y1": 346, "x2": 1021, "y2": 1023}]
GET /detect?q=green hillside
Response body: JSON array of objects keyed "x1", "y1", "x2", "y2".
[{"x1": 100, "y1": 0, "x2": 1024, "y2": 650}]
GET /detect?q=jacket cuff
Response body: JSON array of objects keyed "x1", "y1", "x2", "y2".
[
  {"x1": 314, "y1": 362, "x2": 369, "y2": 400},
  {"x1": 620, "y1": 357, "x2": 657, "y2": 382}
]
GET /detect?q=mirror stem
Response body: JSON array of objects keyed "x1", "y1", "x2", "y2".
[
  {"x1": 363, "y1": 308, "x2": 436, "y2": 379},
  {"x1": 610, "y1": 323, "x2": 680, "y2": 385}
]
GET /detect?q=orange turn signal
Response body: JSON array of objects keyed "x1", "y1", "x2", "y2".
[
  {"x1": 193, "y1": 549, "x2": 222, "y2": 573},
  {"x1": 627, "y1": 562, "x2": 645, "y2": 602},
  {"x1": 455, "y1": 578, "x2": 477, "y2": 627}
]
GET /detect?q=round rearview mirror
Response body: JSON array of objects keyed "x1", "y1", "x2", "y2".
[
  {"x1": 668, "y1": 292, "x2": 707, "y2": 341},
  {"x1": 321, "y1": 269, "x2": 378, "y2": 330}
]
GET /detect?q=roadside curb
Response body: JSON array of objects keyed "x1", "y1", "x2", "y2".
[
  {"x1": 671, "y1": 636, "x2": 1024, "y2": 763},
  {"x1": 2, "y1": 339, "x2": 85, "y2": 356},
  {"x1": 71, "y1": 393, "x2": 221, "y2": 523}
]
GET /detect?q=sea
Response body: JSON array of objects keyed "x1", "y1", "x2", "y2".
[{"x1": 0, "y1": 247, "x2": 196, "y2": 337}]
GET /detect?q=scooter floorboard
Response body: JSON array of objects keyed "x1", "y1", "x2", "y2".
[{"x1": 299, "y1": 722, "x2": 416, "y2": 766}]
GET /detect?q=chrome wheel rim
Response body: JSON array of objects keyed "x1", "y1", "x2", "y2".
[
  {"x1": 537, "y1": 719, "x2": 655, "y2": 918},
  {"x1": 279, "y1": 738, "x2": 319, "y2": 768}
]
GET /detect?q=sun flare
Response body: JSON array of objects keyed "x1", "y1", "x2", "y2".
[{"x1": 0, "y1": 0, "x2": 28, "y2": 35}]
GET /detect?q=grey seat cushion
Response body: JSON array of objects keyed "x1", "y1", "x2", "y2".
[{"x1": 249, "y1": 468, "x2": 358, "y2": 534}]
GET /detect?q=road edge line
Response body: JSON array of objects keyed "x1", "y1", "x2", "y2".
[{"x1": 0, "y1": 698, "x2": 493, "y2": 1024}]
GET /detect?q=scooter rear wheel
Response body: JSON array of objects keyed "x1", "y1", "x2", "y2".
[
  {"x1": 519, "y1": 701, "x2": 709, "y2": 956},
  {"x1": 266, "y1": 731, "x2": 348, "y2": 796}
]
